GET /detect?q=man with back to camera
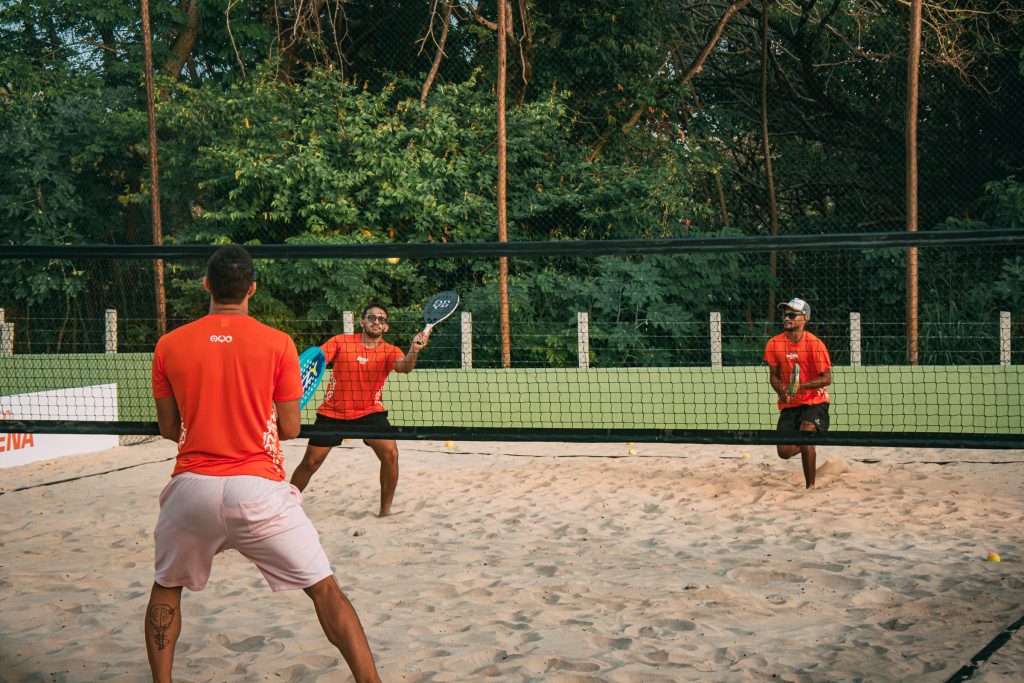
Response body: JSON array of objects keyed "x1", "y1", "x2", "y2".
[
  {"x1": 763, "y1": 297, "x2": 832, "y2": 489},
  {"x1": 291, "y1": 301, "x2": 429, "y2": 516},
  {"x1": 146, "y1": 244, "x2": 381, "y2": 683}
]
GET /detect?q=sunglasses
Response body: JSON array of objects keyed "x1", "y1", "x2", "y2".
[
  {"x1": 782, "y1": 312, "x2": 803, "y2": 319},
  {"x1": 364, "y1": 314, "x2": 388, "y2": 324}
]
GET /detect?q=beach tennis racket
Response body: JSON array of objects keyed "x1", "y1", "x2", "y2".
[
  {"x1": 787, "y1": 362, "x2": 801, "y2": 401},
  {"x1": 298, "y1": 346, "x2": 326, "y2": 409},
  {"x1": 422, "y1": 291, "x2": 460, "y2": 335}
]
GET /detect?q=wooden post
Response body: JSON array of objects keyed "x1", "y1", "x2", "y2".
[
  {"x1": 141, "y1": 0, "x2": 166, "y2": 338},
  {"x1": 905, "y1": 0, "x2": 922, "y2": 365},
  {"x1": 497, "y1": 0, "x2": 511, "y2": 368}
]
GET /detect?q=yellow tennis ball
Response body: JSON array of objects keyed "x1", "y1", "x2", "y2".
[
  {"x1": 741, "y1": 453, "x2": 750, "y2": 459},
  {"x1": 628, "y1": 448, "x2": 637, "y2": 456},
  {"x1": 987, "y1": 552, "x2": 1001, "y2": 562},
  {"x1": 386, "y1": 257, "x2": 401, "y2": 264},
  {"x1": 445, "y1": 440, "x2": 454, "y2": 448}
]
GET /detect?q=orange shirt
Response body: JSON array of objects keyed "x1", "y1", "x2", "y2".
[
  {"x1": 317, "y1": 334, "x2": 404, "y2": 420},
  {"x1": 763, "y1": 330, "x2": 831, "y2": 410},
  {"x1": 152, "y1": 314, "x2": 302, "y2": 480}
]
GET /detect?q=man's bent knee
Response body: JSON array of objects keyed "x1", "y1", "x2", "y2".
[
  {"x1": 302, "y1": 447, "x2": 331, "y2": 471},
  {"x1": 777, "y1": 444, "x2": 800, "y2": 459}
]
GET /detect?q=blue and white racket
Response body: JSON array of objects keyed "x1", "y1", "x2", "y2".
[{"x1": 298, "y1": 346, "x2": 326, "y2": 409}]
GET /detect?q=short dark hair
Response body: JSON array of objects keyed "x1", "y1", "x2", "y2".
[
  {"x1": 362, "y1": 300, "x2": 388, "y2": 318},
  {"x1": 206, "y1": 245, "x2": 254, "y2": 304}
]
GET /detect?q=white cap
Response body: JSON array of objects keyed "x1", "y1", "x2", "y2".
[{"x1": 778, "y1": 298, "x2": 810, "y2": 320}]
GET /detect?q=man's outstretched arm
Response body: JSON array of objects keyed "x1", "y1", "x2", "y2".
[{"x1": 395, "y1": 331, "x2": 430, "y2": 373}]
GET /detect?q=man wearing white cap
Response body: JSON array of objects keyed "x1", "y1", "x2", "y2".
[{"x1": 763, "y1": 298, "x2": 832, "y2": 488}]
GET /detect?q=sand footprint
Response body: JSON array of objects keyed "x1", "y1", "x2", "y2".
[
  {"x1": 545, "y1": 658, "x2": 602, "y2": 673},
  {"x1": 214, "y1": 633, "x2": 284, "y2": 654},
  {"x1": 591, "y1": 635, "x2": 632, "y2": 650}
]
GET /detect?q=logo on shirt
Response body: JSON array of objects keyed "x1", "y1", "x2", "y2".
[
  {"x1": 356, "y1": 356, "x2": 369, "y2": 364},
  {"x1": 786, "y1": 352, "x2": 798, "y2": 360},
  {"x1": 209, "y1": 335, "x2": 233, "y2": 343}
]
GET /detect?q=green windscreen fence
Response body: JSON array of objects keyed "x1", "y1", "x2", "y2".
[{"x1": 1, "y1": 230, "x2": 1022, "y2": 448}]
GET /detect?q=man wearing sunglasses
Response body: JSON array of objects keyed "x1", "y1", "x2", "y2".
[
  {"x1": 763, "y1": 298, "x2": 832, "y2": 489},
  {"x1": 291, "y1": 301, "x2": 429, "y2": 516}
]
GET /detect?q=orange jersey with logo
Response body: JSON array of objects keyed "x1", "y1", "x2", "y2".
[
  {"x1": 763, "y1": 330, "x2": 832, "y2": 410},
  {"x1": 152, "y1": 314, "x2": 302, "y2": 480},
  {"x1": 316, "y1": 334, "x2": 404, "y2": 420}
]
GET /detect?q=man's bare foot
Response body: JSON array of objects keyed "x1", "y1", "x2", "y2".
[{"x1": 378, "y1": 509, "x2": 403, "y2": 518}]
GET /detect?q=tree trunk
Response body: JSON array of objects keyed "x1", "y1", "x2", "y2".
[{"x1": 162, "y1": 0, "x2": 201, "y2": 82}]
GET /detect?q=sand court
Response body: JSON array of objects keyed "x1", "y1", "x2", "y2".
[{"x1": 1, "y1": 439, "x2": 1022, "y2": 682}]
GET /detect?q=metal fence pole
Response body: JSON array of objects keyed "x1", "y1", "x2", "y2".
[
  {"x1": 0, "y1": 322, "x2": 12, "y2": 356},
  {"x1": 343, "y1": 311, "x2": 355, "y2": 335},
  {"x1": 1000, "y1": 311, "x2": 1011, "y2": 366},
  {"x1": 577, "y1": 312, "x2": 590, "y2": 369},
  {"x1": 710, "y1": 312, "x2": 722, "y2": 368},
  {"x1": 461, "y1": 311, "x2": 473, "y2": 369},
  {"x1": 105, "y1": 309, "x2": 118, "y2": 354},
  {"x1": 850, "y1": 312, "x2": 862, "y2": 367}
]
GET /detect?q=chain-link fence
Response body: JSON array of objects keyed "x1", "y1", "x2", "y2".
[
  {"x1": 1, "y1": 1, "x2": 1023, "y2": 444},
  {"x1": 1, "y1": 235, "x2": 1021, "y2": 446}
]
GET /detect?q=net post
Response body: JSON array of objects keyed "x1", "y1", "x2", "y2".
[
  {"x1": 850, "y1": 312, "x2": 862, "y2": 367},
  {"x1": 343, "y1": 311, "x2": 354, "y2": 335},
  {"x1": 0, "y1": 308, "x2": 4, "y2": 323},
  {"x1": 461, "y1": 311, "x2": 473, "y2": 369},
  {"x1": 577, "y1": 312, "x2": 590, "y2": 369},
  {"x1": 710, "y1": 312, "x2": 722, "y2": 368},
  {"x1": 105, "y1": 309, "x2": 118, "y2": 354},
  {"x1": 0, "y1": 322, "x2": 12, "y2": 356},
  {"x1": 1000, "y1": 311, "x2": 1011, "y2": 366}
]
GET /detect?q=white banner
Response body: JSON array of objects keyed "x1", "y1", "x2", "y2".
[{"x1": 0, "y1": 384, "x2": 119, "y2": 468}]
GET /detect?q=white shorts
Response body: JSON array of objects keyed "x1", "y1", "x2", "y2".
[{"x1": 153, "y1": 473, "x2": 332, "y2": 592}]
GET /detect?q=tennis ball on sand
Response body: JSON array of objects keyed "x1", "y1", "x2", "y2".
[
  {"x1": 628, "y1": 448, "x2": 637, "y2": 456},
  {"x1": 386, "y1": 257, "x2": 401, "y2": 264},
  {"x1": 987, "y1": 552, "x2": 1001, "y2": 562},
  {"x1": 445, "y1": 440, "x2": 454, "y2": 448},
  {"x1": 741, "y1": 453, "x2": 750, "y2": 459}
]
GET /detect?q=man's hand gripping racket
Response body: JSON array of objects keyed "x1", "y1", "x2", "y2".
[{"x1": 786, "y1": 362, "x2": 801, "y2": 402}]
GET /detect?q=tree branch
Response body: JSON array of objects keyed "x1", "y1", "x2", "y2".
[
  {"x1": 679, "y1": 0, "x2": 752, "y2": 87},
  {"x1": 420, "y1": 0, "x2": 455, "y2": 107},
  {"x1": 162, "y1": 0, "x2": 201, "y2": 81}
]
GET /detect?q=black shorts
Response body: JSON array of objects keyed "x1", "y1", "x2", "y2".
[
  {"x1": 777, "y1": 403, "x2": 830, "y2": 433},
  {"x1": 307, "y1": 411, "x2": 395, "y2": 448}
]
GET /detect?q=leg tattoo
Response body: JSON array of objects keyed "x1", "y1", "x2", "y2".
[{"x1": 148, "y1": 604, "x2": 176, "y2": 650}]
